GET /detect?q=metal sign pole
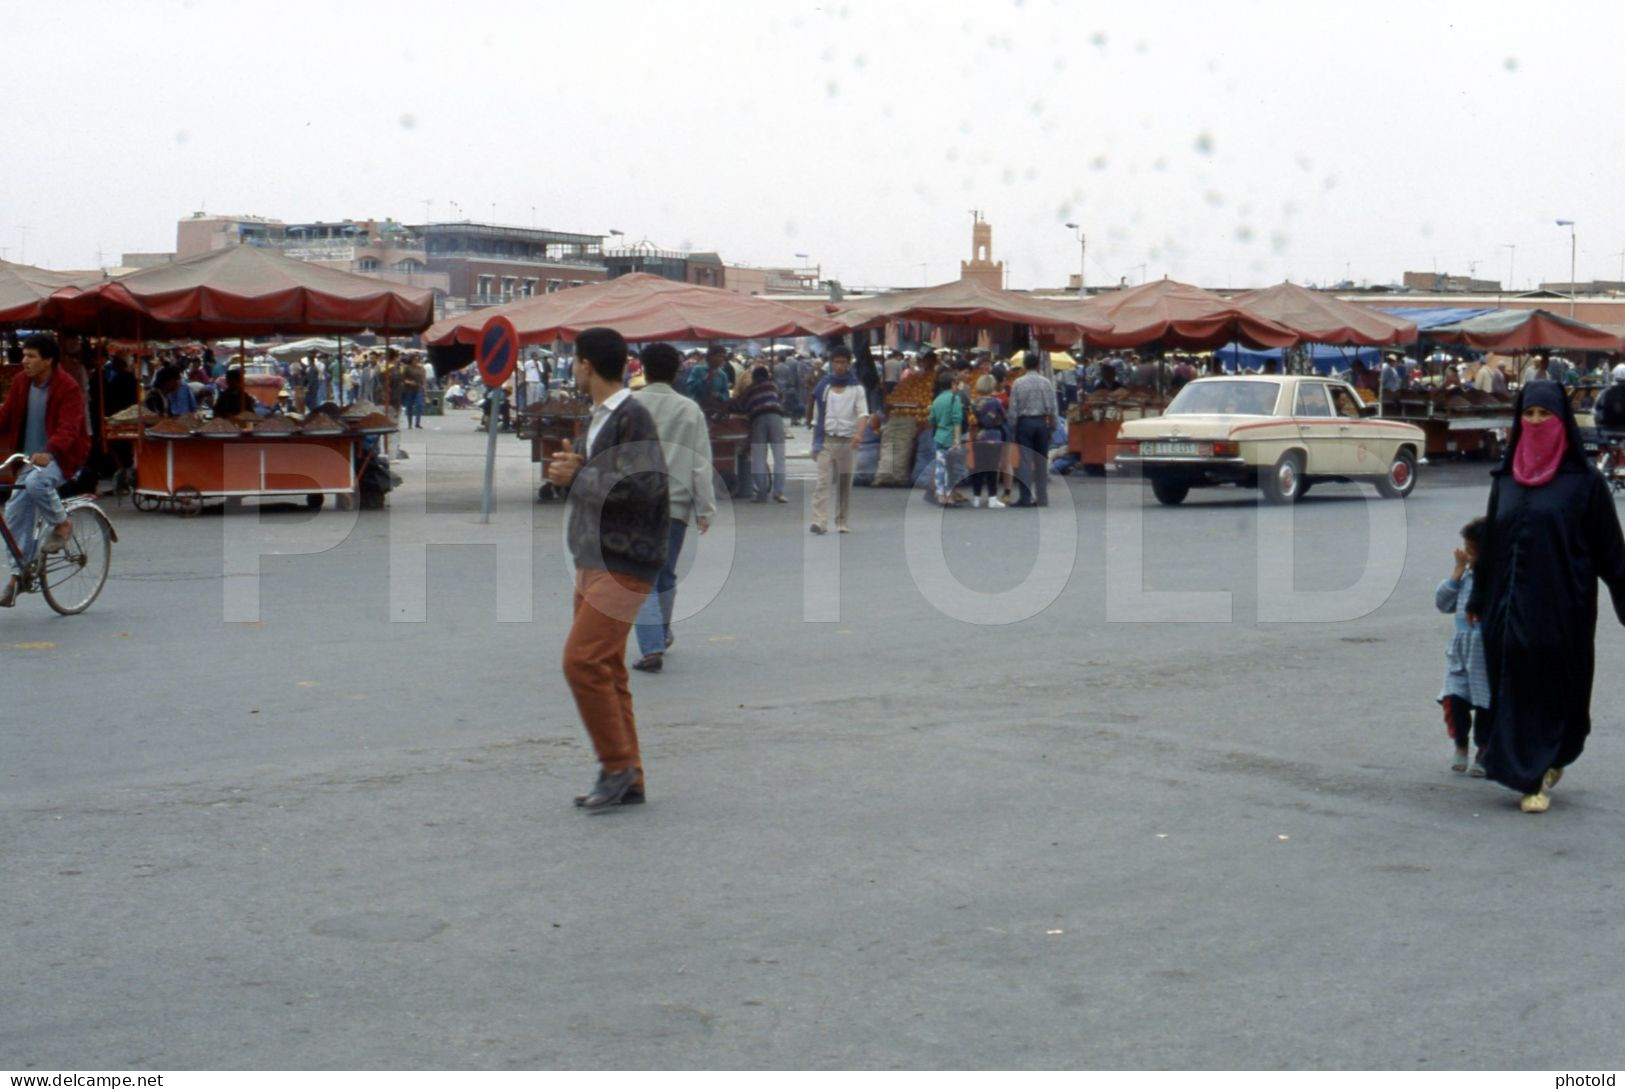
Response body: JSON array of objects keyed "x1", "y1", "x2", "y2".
[{"x1": 480, "y1": 387, "x2": 503, "y2": 524}]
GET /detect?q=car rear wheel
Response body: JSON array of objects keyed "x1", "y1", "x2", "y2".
[
  {"x1": 1262, "y1": 451, "x2": 1304, "y2": 504},
  {"x1": 1377, "y1": 449, "x2": 1417, "y2": 499},
  {"x1": 1150, "y1": 478, "x2": 1189, "y2": 506}
]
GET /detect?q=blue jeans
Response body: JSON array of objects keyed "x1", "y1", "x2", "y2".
[
  {"x1": 750, "y1": 413, "x2": 786, "y2": 499},
  {"x1": 4, "y1": 461, "x2": 66, "y2": 576},
  {"x1": 402, "y1": 389, "x2": 424, "y2": 427},
  {"x1": 634, "y1": 519, "x2": 689, "y2": 657}
]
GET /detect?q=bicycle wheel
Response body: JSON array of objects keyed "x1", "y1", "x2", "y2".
[{"x1": 40, "y1": 505, "x2": 112, "y2": 615}]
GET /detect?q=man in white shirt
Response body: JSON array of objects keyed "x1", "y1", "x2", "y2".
[
  {"x1": 523, "y1": 355, "x2": 545, "y2": 409},
  {"x1": 1476, "y1": 360, "x2": 1507, "y2": 394},
  {"x1": 808, "y1": 346, "x2": 870, "y2": 534},
  {"x1": 1380, "y1": 354, "x2": 1403, "y2": 393},
  {"x1": 881, "y1": 350, "x2": 904, "y2": 393}
]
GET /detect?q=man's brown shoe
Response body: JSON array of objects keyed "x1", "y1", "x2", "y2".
[
  {"x1": 573, "y1": 784, "x2": 645, "y2": 807},
  {"x1": 577, "y1": 767, "x2": 641, "y2": 811}
]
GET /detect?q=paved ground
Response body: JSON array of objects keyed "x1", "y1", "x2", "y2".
[{"x1": 6, "y1": 411, "x2": 1625, "y2": 1070}]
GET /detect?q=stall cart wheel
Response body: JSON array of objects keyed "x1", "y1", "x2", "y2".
[
  {"x1": 174, "y1": 486, "x2": 204, "y2": 518},
  {"x1": 132, "y1": 492, "x2": 159, "y2": 513},
  {"x1": 306, "y1": 494, "x2": 326, "y2": 511}
]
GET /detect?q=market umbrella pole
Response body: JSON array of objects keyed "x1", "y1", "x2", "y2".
[
  {"x1": 95, "y1": 326, "x2": 108, "y2": 456},
  {"x1": 383, "y1": 332, "x2": 391, "y2": 456}
]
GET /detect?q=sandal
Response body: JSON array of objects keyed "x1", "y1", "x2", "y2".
[
  {"x1": 40, "y1": 522, "x2": 73, "y2": 555},
  {"x1": 1451, "y1": 750, "x2": 1469, "y2": 774},
  {"x1": 1520, "y1": 792, "x2": 1550, "y2": 814},
  {"x1": 1543, "y1": 767, "x2": 1563, "y2": 791}
]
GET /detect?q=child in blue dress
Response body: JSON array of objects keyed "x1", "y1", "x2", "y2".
[{"x1": 1437, "y1": 517, "x2": 1490, "y2": 775}]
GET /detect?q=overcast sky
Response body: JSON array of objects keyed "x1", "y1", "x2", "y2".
[{"x1": 11, "y1": 0, "x2": 1625, "y2": 292}]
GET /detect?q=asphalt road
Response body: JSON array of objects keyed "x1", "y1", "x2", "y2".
[{"x1": 5, "y1": 412, "x2": 1624, "y2": 1070}]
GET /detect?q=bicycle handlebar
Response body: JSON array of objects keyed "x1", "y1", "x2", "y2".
[{"x1": 0, "y1": 453, "x2": 29, "y2": 472}]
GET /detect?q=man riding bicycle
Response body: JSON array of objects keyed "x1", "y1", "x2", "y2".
[{"x1": 0, "y1": 334, "x2": 91, "y2": 608}]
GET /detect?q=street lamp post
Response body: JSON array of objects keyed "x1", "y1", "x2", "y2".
[
  {"x1": 1557, "y1": 219, "x2": 1577, "y2": 318},
  {"x1": 1064, "y1": 222, "x2": 1086, "y2": 297},
  {"x1": 1503, "y1": 243, "x2": 1516, "y2": 293}
]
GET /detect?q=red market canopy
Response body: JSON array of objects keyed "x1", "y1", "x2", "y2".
[
  {"x1": 1422, "y1": 308, "x2": 1623, "y2": 352},
  {"x1": 1055, "y1": 278, "x2": 1298, "y2": 350},
  {"x1": 829, "y1": 279, "x2": 1110, "y2": 342},
  {"x1": 1230, "y1": 281, "x2": 1417, "y2": 347},
  {"x1": 0, "y1": 260, "x2": 102, "y2": 329},
  {"x1": 48, "y1": 245, "x2": 435, "y2": 338},
  {"x1": 424, "y1": 273, "x2": 843, "y2": 346}
]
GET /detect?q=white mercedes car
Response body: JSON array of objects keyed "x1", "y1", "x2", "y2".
[{"x1": 1115, "y1": 375, "x2": 1426, "y2": 505}]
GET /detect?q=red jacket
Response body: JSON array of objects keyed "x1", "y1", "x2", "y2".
[{"x1": 0, "y1": 367, "x2": 91, "y2": 478}]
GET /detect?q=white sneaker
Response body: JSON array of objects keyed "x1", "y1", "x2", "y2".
[
  {"x1": 987, "y1": 497, "x2": 1006, "y2": 509},
  {"x1": 972, "y1": 496, "x2": 984, "y2": 508}
]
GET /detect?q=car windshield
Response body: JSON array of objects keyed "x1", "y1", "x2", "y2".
[{"x1": 1165, "y1": 381, "x2": 1280, "y2": 416}]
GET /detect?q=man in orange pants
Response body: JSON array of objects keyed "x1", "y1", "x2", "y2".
[{"x1": 545, "y1": 327, "x2": 670, "y2": 811}]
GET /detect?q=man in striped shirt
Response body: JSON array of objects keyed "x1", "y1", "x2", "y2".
[{"x1": 1009, "y1": 355, "x2": 1058, "y2": 507}]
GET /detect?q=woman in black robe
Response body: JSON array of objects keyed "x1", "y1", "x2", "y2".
[{"x1": 1468, "y1": 381, "x2": 1625, "y2": 812}]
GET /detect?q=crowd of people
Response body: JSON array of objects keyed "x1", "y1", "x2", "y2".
[
  {"x1": 9, "y1": 327, "x2": 1625, "y2": 822},
  {"x1": 530, "y1": 330, "x2": 1625, "y2": 821}
]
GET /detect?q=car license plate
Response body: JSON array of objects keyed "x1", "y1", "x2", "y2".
[{"x1": 1147, "y1": 441, "x2": 1201, "y2": 455}]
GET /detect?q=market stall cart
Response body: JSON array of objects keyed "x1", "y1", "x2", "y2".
[
  {"x1": 124, "y1": 408, "x2": 394, "y2": 515},
  {"x1": 708, "y1": 412, "x2": 751, "y2": 497},
  {"x1": 516, "y1": 397, "x2": 588, "y2": 502},
  {"x1": 1068, "y1": 388, "x2": 1170, "y2": 475}
]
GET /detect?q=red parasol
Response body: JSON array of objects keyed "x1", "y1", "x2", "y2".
[
  {"x1": 0, "y1": 260, "x2": 102, "y2": 329},
  {"x1": 1230, "y1": 281, "x2": 1417, "y2": 347},
  {"x1": 48, "y1": 245, "x2": 434, "y2": 338},
  {"x1": 829, "y1": 278, "x2": 1110, "y2": 344},
  {"x1": 1423, "y1": 308, "x2": 1622, "y2": 352},
  {"x1": 1054, "y1": 278, "x2": 1298, "y2": 350},
  {"x1": 424, "y1": 273, "x2": 842, "y2": 346}
]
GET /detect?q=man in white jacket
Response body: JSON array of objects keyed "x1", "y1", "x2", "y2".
[{"x1": 628, "y1": 342, "x2": 718, "y2": 672}]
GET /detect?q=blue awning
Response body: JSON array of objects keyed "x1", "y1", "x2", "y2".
[
  {"x1": 1214, "y1": 342, "x2": 1384, "y2": 374},
  {"x1": 1373, "y1": 306, "x2": 1499, "y2": 330}
]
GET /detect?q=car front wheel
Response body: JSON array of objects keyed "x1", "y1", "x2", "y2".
[
  {"x1": 1377, "y1": 449, "x2": 1418, "y2": 499},
  {"x1": 1262, "y1": 451, "x2": 1304, "y2": 504}
]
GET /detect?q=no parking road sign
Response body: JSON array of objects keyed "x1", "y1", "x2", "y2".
[
  {"x1": 476, "y1": 315, "x2": 519, "y2": 388},
  {"x1": 476, "y1": 314, "x2": 519, "y2": 524}
]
